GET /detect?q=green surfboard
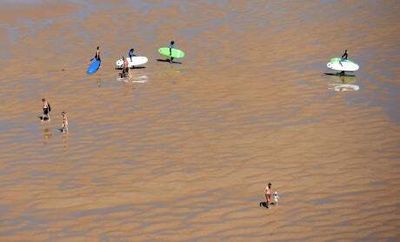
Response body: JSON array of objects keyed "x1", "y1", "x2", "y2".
[{"x1": 158, "y1": 47, "x2": 185, "y2": 58}]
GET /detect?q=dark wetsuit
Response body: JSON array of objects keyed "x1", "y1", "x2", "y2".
[
  {"x1": 128, "y1": 49, "x2": 135, "y2": 61},
  {"x1": 95, "y1": 50, "x2": 101, "y2": 61},
  {"x1": 169, "y1": 43, "x2": 175, "y2": 62},
  {"x1": 341, "y1": 52, "x2": 348, "y2": 60},
  {"x1": 43, "y1": 102, "x2": 50, "y2": 119}
]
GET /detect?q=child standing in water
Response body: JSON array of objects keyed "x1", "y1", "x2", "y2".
[
  {"x1": 61, "y1": 112, "x2": 68, "y2": 133},
  {"x1": 42, "y1": 98, "x2": 51, "y2": 120}
]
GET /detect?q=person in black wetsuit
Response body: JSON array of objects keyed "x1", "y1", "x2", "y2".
[
  {"x1": 169, "y1": 40, "x2": 175, "y2": 63},
  {"x1": 339, "y1": 50, "x2": 348, "y2": 75},
  {"x1": 341, "y1": 49, "x2": 348, "y2": 60},
  {"x1": 128, "y1": 48, "x2": 135, "y2": 62},
  {"x1": 94, "y1": 46, "x2": 101, "y2": 61}
]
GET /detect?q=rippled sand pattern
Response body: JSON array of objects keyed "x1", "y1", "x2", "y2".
[{"x1": 1, "y1": 0, "x2": 400, "y2": 241}]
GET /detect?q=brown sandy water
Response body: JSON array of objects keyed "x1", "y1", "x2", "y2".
[{"x1": 1, "y1": 0, "x2": 400, "y2": 241}]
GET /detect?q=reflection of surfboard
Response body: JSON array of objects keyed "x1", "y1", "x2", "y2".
[
  {"x1": 87, "y1": 59, "x2": 101, "y2": 75},
  {"x1": 115, "y1": 56, "x2": 148, "y2": 69},
  {"x1": 332, "y1": 84, "x2": 360, "y2": 92},
  {"x1": 158, "y1": 47, "x2": 185, "y2": 58},
  {"x1": 327, "y1": 58, "x2": 359, "y2": 72}
]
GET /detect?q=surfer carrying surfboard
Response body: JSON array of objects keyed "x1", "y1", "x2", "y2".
[
  {"x1": 128, "y1": 48, "x2": 136, "y2": 61},
  {"x1": 341, "y1": 49, "x2": 348, "y2": 60},
  {"x1": 94, "y1": 46, "x2": 101, "y2": 61},
  {"x1": 339, "y1": 50, "x2": 349, "y2": 75},
  {"x1": 169, "y1": 40, "x2": 175, "y2": 63}
]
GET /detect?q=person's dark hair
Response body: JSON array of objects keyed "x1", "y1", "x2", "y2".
[
  {"x1": 130, "y1": 48, "x2": 134, "y2": 51},
  {"x1": 97, "y1": 46, "x2": 99, "y2": 50},
  {"x1": 42, "y1": 98, "x2": 45, "y2": 102},
  {"x1": 170, "y1": 40, "x2": 175, "y2": 45},
  {"x1": 268, "y1": 183, "x2": 272, "y2": 187}
]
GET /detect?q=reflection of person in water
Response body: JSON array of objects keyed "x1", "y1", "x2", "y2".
[
  {"x1": 169, "y1": 40, "x2": 175, "y2": 63},
  {"x1": 341, "y1": 49, "x2": 348, "y2": 60}
]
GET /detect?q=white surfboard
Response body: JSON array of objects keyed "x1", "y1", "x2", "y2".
[
  {"x1": 333, "y1": 84, "x2": 360, "y2": 92},
  {"x1": 116, "y1": 56, "x2": 148, "y2": 69},
  {"x1": 327, "y1": 58, "x2": 359, "y2": 72}
]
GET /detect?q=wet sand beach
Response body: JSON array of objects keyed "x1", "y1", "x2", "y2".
[{"x1": 0, "y1": 0, "x2": 400, "y2": 241}]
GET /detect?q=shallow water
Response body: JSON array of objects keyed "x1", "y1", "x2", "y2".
[{"x1": 0, "y1": 0, "x2": 399, "y2": 241}]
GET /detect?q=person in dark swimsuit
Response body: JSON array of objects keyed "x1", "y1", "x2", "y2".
[
  {"x1": 94, "y1": 46, "x2": 101, "y2": 61},
  {"x1": 339, "y1": 50, "x2": 348, "y2": 75},
  {"x1": 128, "y1": 48, "x2": 135, "y2": 62},
  {"x1": 61, "y1": 111, "x2": 68, "y2": 133},
  {"x1": 341, "y1": 49, "x2": 348, "y2": 60},
  {"x1": 169, "y1": 40, "x2": 175, "y2": 63},
  {"x1": 42, "y1": 98, "x2": 51, "y2": 120}
]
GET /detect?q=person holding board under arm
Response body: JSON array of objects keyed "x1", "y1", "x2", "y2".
[
  {"x1": 169, "y1": 40, "x2": 175, "y2": 63},
  {"x1": 128, "y1": 48, "x2": 135, "y2": 62},
  {"x1": 341, "y1": 49, "x2": 348, "y2": 60},
  {"x1": 94, "y1": 46, "x2": 101, "y2": 61}
]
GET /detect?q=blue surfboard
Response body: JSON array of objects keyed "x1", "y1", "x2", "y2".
[{"x1": 87, "y1": 58, "x2": 101, "y2": 75}]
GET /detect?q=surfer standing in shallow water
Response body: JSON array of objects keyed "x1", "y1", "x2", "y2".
[
  {"x1": 128, "y1": 48, "x2": 135, "y2": 62},
  {"x1": 94, "y1": 46, "x2": 101, "y2": 61},
  {"x1": 339, "y1": 50, "x2": 348, "y2": 75},
  {"x1": 341, "y1": 49, "x2": 348, "y2": 60},
  {"x1": 169, "y1": 40, "x2": 175, "y2": 63}
]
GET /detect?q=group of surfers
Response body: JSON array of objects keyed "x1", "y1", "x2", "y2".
[{"x1": 92, "y1": 40, "x2": 177, "y2": 78}]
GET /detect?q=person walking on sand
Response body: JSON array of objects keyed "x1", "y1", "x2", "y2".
[
  {"x1": 41, "y1": 98, "x2": 51, "y2": 121},
  {"x1": 264, "y1": 182, "x2": 272, "y2": 208},
  {"x1": 60, "y1": 111, "x2": 68, "y2": 133},
  {"x1": 168, "y1": 40, "x2": 175, "y2": 63}
]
